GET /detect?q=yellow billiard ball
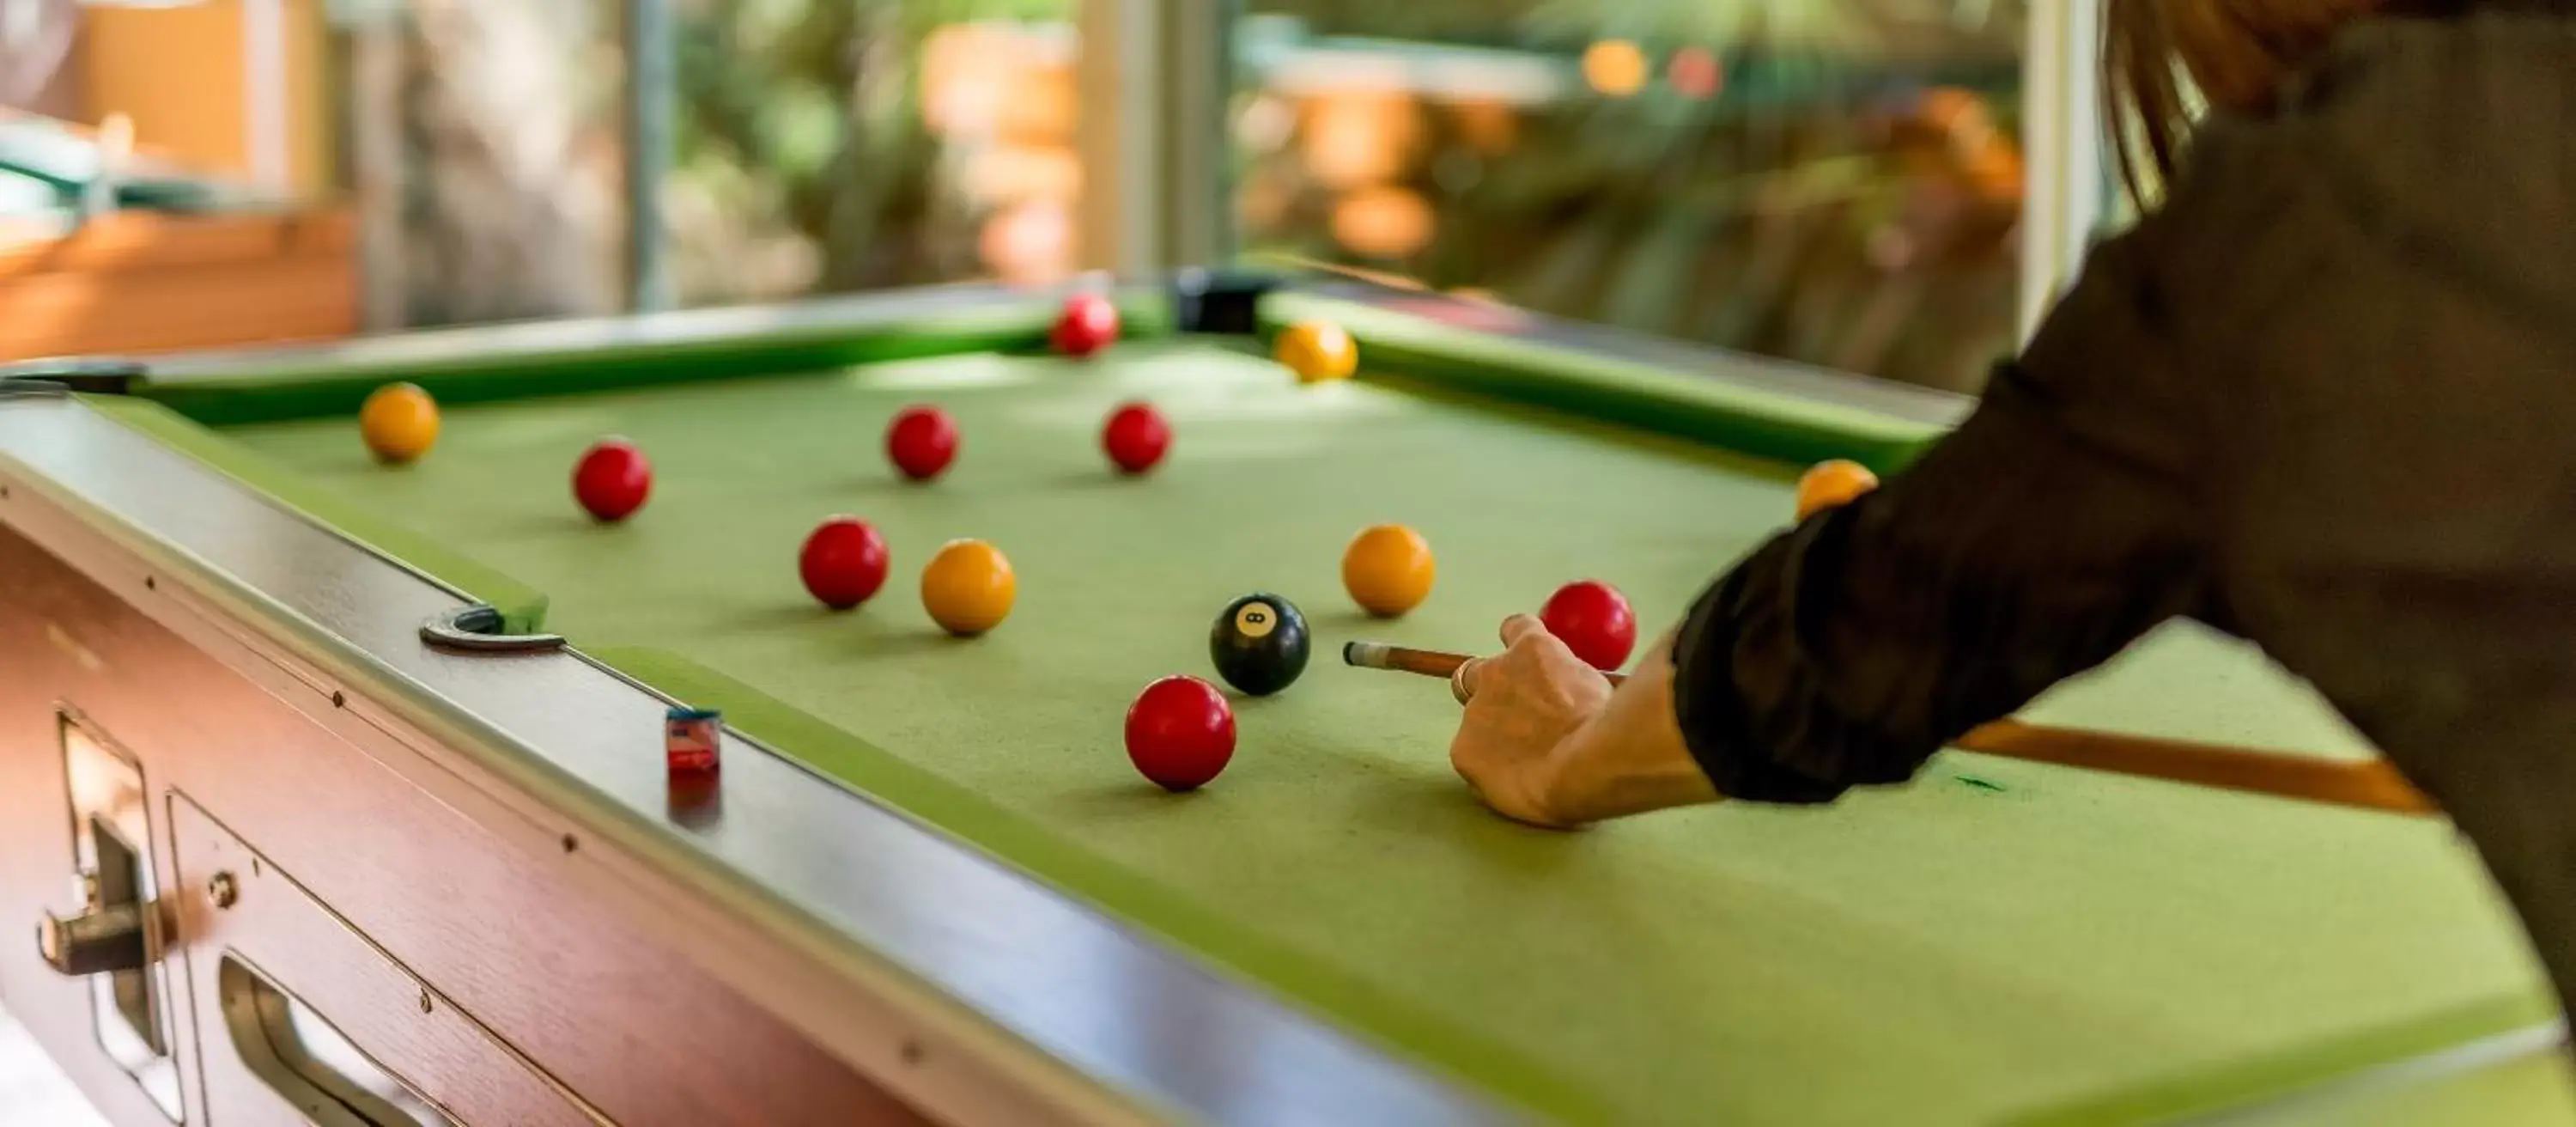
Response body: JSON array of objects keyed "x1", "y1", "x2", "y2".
[
  {"x1": 922, "y1": 539, "x2": 1017, "y2": 637},
  {"x1": 359, "y1": 382, "x2": 440, "y2": 464},
  {"x1": 1795, "y1": 460, "x2": 1880, "y2": 521},
  {"x1": 1275, "y1": 320, "x2": 1358, "y2": 384},
  {"x1": 1342, "y1": 523, "x2": 1435, "y2": 617}
]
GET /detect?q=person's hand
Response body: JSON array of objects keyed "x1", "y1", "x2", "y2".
[
  {"x1": 1449, "y1": 615, "x2": 1615, "y2": 827},
  {"x1": 1451, "y1": 618, "x2": 1722, "y2": 827}
]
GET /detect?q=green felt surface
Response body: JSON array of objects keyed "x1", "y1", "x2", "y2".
[
  {"x1": 78, "y1": 396, "x2": 550, "y2": 633},
  {"x1": 2240, "y1": 1050, "x2": 2576, "y2": 1127},
  {"x1": 145, "y1": 338, "x2": 2558, "y2": 1125}
]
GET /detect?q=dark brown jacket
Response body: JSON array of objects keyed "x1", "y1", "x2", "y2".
[{"x1": 1674, "y1": 8, "x2": 2576, "y2": 1038}]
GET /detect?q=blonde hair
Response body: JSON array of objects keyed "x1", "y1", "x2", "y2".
[{"x1": 2105, "y1": 0, "x2": 2406, "y2": 203}]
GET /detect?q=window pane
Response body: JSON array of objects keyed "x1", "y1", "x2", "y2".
[
  {"x1": 666, "y1": 0, "x2": 1080, "y2": 308},
  {"x1": 1232, "y1": 4, "x2": 2029, "y2": 393},
  {"x1": 324, "y1": 1, "x2": 629, "y2": 329}
]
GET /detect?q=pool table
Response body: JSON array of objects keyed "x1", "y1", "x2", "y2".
[{"x1": 0, "y1": 277, "x2": 2568, "y2": 1126}]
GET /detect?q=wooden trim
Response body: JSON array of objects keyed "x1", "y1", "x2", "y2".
[
  {"x1": 0, "y1": 209, "x2": 355, "y2": 359},
  {"x1": 0, "y1": 210, "x2": 353, "y2": 277}
]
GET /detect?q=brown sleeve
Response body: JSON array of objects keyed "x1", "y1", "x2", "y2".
[{"x1": 1669, "y1": 222, "x2": 2220, "y2": 802}]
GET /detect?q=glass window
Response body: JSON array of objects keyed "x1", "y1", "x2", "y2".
[
  {"x1": 317, "y1": 1, "x2": 1084, "y2": 327},
  {"x1": 325, "y1": 1, "x2": 629, "y2": 328},
  {"x1": 1230, "y1": 3, "x2": 2031, "y2": 393},
  {"x1": 666, "y1": 0, "x2": 1080, "y2": 308}
]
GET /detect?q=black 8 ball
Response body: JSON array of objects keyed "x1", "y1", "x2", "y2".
[{"x1": 1209, "y1": 593, "x2": 1310, "y2": 696}]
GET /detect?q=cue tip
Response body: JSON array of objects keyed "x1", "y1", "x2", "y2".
[{"x1": 1343, "y1": 641, "x2": 1472, "y2": 681}]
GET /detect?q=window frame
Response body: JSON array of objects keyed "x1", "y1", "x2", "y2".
[{"x1": 617, "y1": 0, "x2": 2117, "y2": 332}]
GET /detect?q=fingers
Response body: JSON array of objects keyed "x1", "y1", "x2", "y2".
[
  {"x1": 1451, "y1": 657, "x2": 1480, "y2": 705},
  {"x1": 1460, "y1": 615, "x2": 1566, "y2": 705}
]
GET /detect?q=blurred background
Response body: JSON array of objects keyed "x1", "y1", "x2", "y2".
[
  {"x1": 0, "y1": 0, "x2": 2116, "y2": 394},
  {"x1": 0, "y1": 9, "x2": 2115, "y2": 1118}
]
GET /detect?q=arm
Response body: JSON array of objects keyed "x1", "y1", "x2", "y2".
[
  {"x1": 1668, "y1": 349, "x2": 2213, "y2": 804},
  {"x1": 1456, "y1": 222, "x2": 2218, "y2": 822}
]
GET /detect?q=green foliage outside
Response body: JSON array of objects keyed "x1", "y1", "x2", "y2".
[
  {"x1": 380, "y1": 0, "x2": 2029, "y2": 390},
  {"x1": 667, "y1": 0, "x2": 1072, "y2": 305}
]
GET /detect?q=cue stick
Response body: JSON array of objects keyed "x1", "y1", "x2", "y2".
[{"x1": 1341, "y1": 642, "x2": 2440, "y2": 817}]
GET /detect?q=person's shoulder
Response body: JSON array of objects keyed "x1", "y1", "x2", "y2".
[
  {"x1": 2251, "y1": 10, "x2": 2576, "y2": 274},
  {"x1": 2287, "y1": 9, "x2": 2576, "y2": 141},
  {"x1": 2146, "y1": 8, "x2": 2576, "y2": 260}
]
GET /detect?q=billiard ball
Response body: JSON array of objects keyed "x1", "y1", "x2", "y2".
[
  {"x1": 1053, "y1": 292, "x2": 1121, "y2": 357},
  {"x1": 920, "y1": 539, "x2": 1016, "y2": 636},
  {"x1": 1125, "y1": 675, "x2": 1236, "y2": 791},
  {"x1": 799, "y1": 517, "x2": 890, "y2": 610},
  {"x1": 1342, "y1": 523, "x2": 1435, "y2": 617},
  {"x1": 1208, "y1": 593, "x2": 1309, "y2": 696},
  {"x1": 573, "y1": 439, "x2": 652, "y2": 522},
  {"x1": 359, "y1": 382, "x2": 440, "y2": 464},
  {"x1": 1795, "y1": 459, "x2": 1880, "y2": 521},
  {"x1": 886, "y1": 405, "x2": 959, "y2": 481},
  {"x1": 1101, "y1": 401, "x2": 1170, "y2": 474},
  {"x1": 1540, "y1": 580, "x2": 1637, "y2": 672},
  {"x1": 1275, "y1": 320, "x2": 1358, "y2": 383}
]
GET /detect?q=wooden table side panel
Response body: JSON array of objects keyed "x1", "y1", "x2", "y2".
[
  {"x1": 169, "y1": 792, "x2": 600, "y2": 1127},
  {"x1": 0, "y1": 524, "x2": 932, "y2": 1127}
]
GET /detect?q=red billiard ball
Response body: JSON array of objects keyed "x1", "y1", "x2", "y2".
[
  {"x1": 1053, "y1": 292, "x2": 1121, "y2": 357},
  {"x1": 885, "y1": 405, "x2": 958, "y2": 481},
  {"x1": 799, "y1": 517, "x2": 890, "y2": 610},
  {"x1": 1540, "y1": 580, "x2": 1637, "y2": 672},
  {"x1": 1124, "y1": 675, "x2": 1236, "y2": 792},
  {"x1": 573, "y1": 439, "x2": 652, "y2": 522},
  {"x1": 1100, "y1": 401, "x2": 1170, "y2": 474}
]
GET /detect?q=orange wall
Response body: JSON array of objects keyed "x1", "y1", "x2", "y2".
[{"x1": 78, "y1": 0, "x2": 330, "y2": 195}]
